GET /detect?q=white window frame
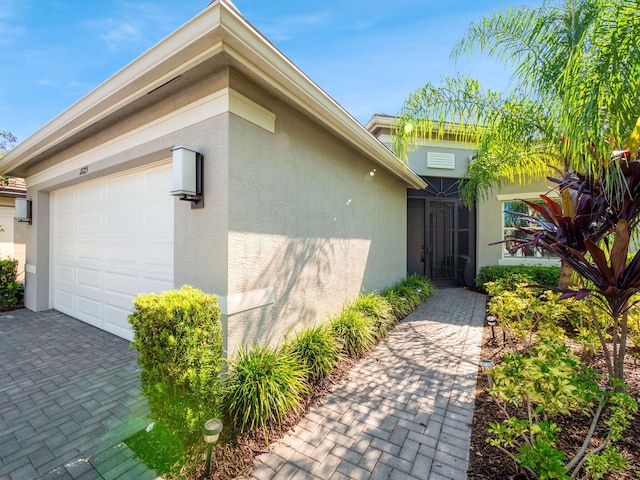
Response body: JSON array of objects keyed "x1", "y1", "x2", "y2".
[{"x1": 496, "y1": 192, "x2": 561, "y2": 266}]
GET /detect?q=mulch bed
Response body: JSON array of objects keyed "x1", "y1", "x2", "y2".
[{"x1": 467, "y1": 322, "x2": 640, "y2": 480}]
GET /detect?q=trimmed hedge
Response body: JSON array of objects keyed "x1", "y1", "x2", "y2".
[
  {"x1": 128, "y1": 285, "x2": 223, "y2": 449},
  {"x1": 475, "y1": 265, "x2": 560, "y2": 293}
]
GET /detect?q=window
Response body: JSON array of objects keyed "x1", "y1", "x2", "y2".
[{"x1": 503, "y1": 199, "x2": 557, "y2": 259}]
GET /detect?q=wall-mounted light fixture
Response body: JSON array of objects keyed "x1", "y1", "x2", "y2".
[
  {"x1": 170, "y1": 146, "x2": 203, "y2": 208},
  {"x1": 15, "y1": 197, "x2": 32, "y2": 224}
]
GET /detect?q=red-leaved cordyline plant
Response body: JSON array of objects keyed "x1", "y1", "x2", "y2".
[{"x1": 500, "y1": 154, "x2": 640, "y2": 384}]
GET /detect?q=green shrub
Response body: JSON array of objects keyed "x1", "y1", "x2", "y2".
[
  {"x1": 475, "y1": 265, "x2": 560, "y2": 293},
  {"x1": 402, "y1": 274, "x2": 434, "y2": 301},
  {"x1": 330, "y1": 308, "x2": 376, "y2": 357},
  {"x1": 487, "y1": 331, "x2": 637, "y2": 479},
  {"x1": 124, "y1": 421, "x2": 186, "y2": 474},
  {"x1": 128, "y1": 285, "x2": 223, "y2": 449},
  {"x1": 224, "y1": 344, "x2": 308, "y2": 438},
  {"x1": 346, "y1": 292, "x2": 395, "y2": 339},
  {"x1": 0, "y1": 259, "x2": 23, "y2": 309},
  {"x1": 283, "y1": 325, "x2": 342, "y2": 380},
  {"x1": 381, "y1": 275, "x2": 433, "y2": 318},
  {"x1": 381, "y1": 286, "x2": 413, "y2": 318}
]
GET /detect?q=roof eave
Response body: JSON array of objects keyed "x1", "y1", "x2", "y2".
[{"x1": 0, "y1": 0, "x2": 425, "y2": 190}]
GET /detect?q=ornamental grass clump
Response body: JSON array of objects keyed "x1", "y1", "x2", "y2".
[
  {"x1": 283, "y1": 325, "x2": 342, "y2": 380},
  {"x1": 381, "y1": 275, "x2": 433, "y2": 319},
  {"x1": 330, "y1": 308, "x2": 375, "y2": 357},
  {"x1": 402, "y1": 274, "x2": 434, "y2": 301},
  {"x1": 224, "y1": 344, "x2": 308, "y2": 440},
  {"x1": 346, "y1": 292, "x2": 395, "y2": 339}
]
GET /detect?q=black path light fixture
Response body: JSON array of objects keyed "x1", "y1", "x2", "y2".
[
  {"x1": 202, "y1": 418, "x2": 223, "y2": 478},
  {"x1": 486, "y1": 315, "x2": 497, "y2": 341},
  {"x1": 171, "y1": 146, "x2": 204, "y2": 208}
]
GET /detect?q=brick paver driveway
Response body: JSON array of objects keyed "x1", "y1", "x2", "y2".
[{"x1": 0, "y1": 309, "x2": 151, "y2": 480}]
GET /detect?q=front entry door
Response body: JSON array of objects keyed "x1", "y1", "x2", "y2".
[
  {"x1": 407, "y1": 198, "x2": 456, "y2": 282},
  {"x1": 427, "y1": 199, "x2": 455, "y2": 281},
  {"x1": 407, "y1": 177, "x2": 475, "y2": 287}
]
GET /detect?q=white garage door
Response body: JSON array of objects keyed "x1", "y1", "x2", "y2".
[{"x1": 51, "y1": 162, "x2": 174, "y2": 340}]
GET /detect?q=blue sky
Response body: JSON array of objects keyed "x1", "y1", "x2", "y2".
[{"x1": 2, "y1": 0, "x2": 543, "y2": 143}]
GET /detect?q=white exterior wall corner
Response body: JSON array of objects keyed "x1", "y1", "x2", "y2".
[{"x1": 224, "y1": 96, "x2": 407, "y2": 356}]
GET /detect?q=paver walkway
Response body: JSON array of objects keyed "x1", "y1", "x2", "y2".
[
  {"x1": 251, "y1": 288, "x2": 486, "y2": 480},
  {"x1": 1, "y1": 288, "x2": 485, "y2": 480},
  {"x1": 0, "y1": 309, "x2": 151, "y2": 480}
]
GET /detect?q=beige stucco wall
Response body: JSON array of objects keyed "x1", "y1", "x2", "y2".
[
  {"x1": 476, "y1": 177, "x2": 560, "y2": 271},
  {"x1": 224, "y1": 82, "x2": 408, "y2": 354},
  {"x1": 19, "y1": 64, "x2": 411, "y2": 355}
]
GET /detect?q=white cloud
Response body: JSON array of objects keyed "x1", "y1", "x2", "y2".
[
  {"x1": 258, "y1": 12, "x2": 331, "y2": 42},
  {"x1": 98, "y1": 20, "x2": 143, "y2": 49},
  {"x1": 84, "y1": 1, "x2": 176, "y2": 51},
  {"x1": 0, "y1": 0, "x2": 26, "y2": 46}
]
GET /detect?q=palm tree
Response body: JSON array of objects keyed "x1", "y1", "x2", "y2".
[
  {"x1": 394, "y1": 0, "x2": 640, "y2": 199},
  {"x1": 393, "y1": 0, "x2": 640, "y2": 288}
]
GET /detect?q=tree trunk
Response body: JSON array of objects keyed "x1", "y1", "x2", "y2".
[{"x1": 558, "y1": 260, "x2": 575, "y2": 289}]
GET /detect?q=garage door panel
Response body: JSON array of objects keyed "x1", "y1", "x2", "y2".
[
  {"x1": 54, "y1": 290, "x2": 75, "y2": 311},
  {"x1": 145, "y1": 167, "x2": 173, "y2": 193},
  {"x1": 104, "y1": 242, "x2": 140, "y2": 264},
  {"x1": 140, "y1": 241, "x2": 173, "y2": 265},
  {"x1": 106, "y1": 177, "x2": 140, "y2": 204},
  {"x1": 77, "y1": 184, "x2": 104, "y2": 206},
  {"x1": 55, "y1": 263, "x2": 75, "y2": 281},
  {"x1": 76, "y1": 240, "x2": 105, "y2": 261},
  {"x1": 77, "y1": 213, "x2": 103, "y2": 235},
  {"x1": 104, "y1": 306, "x2": 134, "y2": 338},
  {"x1": 52, "y1": 163, "x2": 174, "y2": 341},
  {"x1": 103, "y1": 271, "x2": 141, "y2": 296},
  {"x1": 56, "y1": 240, "x2": 76, "y2": 258},
  {"x1": 55, "y1": 190, "x2": 77, "y2": 210},
  {"x1": 77, "y1": 296, "x2": 102, "y2": 320},
  {"x1": 77, "y1": 267, "x2": 102, "y2": 289},
  {"x1": 107, "y1": 210, "x2": 140, "y2": 234}
]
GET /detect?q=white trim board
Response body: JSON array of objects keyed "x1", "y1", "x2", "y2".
[
  {"x1": 27, "y1": 88, "x2": 275, "y2": 188},
  {"x1": 218, "y1": 287, "x2": 275, "y2": 316}
]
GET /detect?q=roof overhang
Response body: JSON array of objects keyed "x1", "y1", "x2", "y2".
[{"x1": 0, "y1": 0, "x2": 425, "y2": 190}]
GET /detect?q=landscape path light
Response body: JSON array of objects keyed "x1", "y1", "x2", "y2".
[
  {"x1": 202, "y1": 418, "x2": 223, "y2": 478},
  {"x1": 486, "y1": 315, "x2": 497, "y2": 341},
  {"x1": 481, "y1": 359, "x2": 496, "y2": 388}
]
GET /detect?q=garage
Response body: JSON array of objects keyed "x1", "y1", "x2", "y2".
[{"x1": 51, "y1": 162, "x2": 174, "y2": 340}]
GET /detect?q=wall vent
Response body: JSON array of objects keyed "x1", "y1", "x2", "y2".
[{"x1": 427, "y1": 152, "x2": 455, "y2": 170}]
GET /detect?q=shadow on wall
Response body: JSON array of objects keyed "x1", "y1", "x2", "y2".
[{"x1": 228, "y1": 234, "x2": 372, "y2": 352}]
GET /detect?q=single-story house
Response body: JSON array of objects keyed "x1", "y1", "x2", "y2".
[
  {"x1": 0, "y1": 177, "x2": 27, "y2": 279},
  {"x1": 366, "y1": 114, "x2": 559, "y2": 287},
  {"x1": 0, "y1": 0, "x2": 425, "y2": 354}
]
